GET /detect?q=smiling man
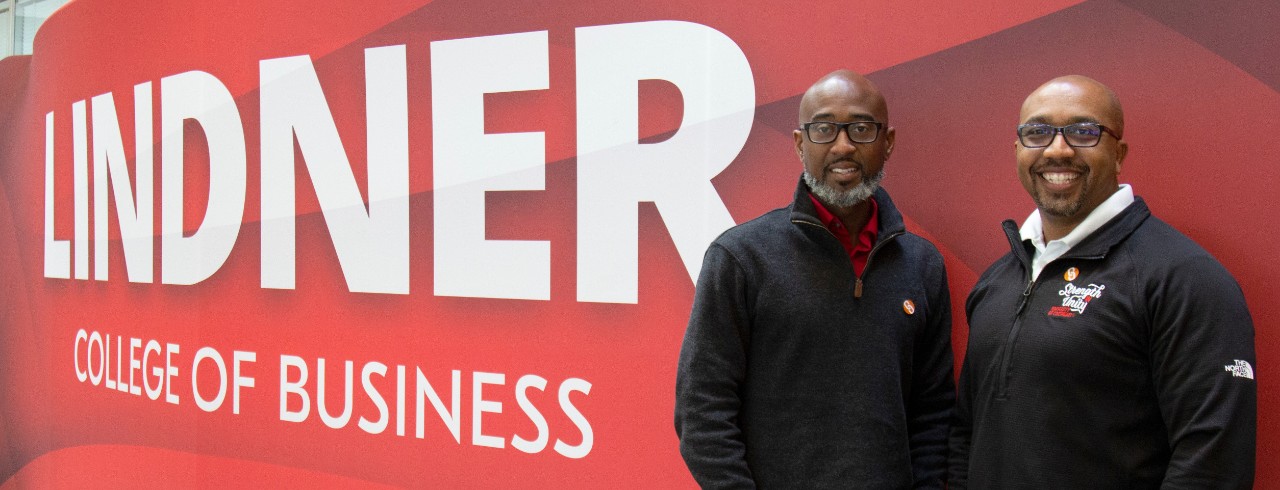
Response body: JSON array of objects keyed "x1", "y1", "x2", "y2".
[
  {"x1": 949, "y1": 75, "x2": 1257, "y2": 488},
  {"x1": 675, "y1": 70, "x2": 955, "y2": 488}
]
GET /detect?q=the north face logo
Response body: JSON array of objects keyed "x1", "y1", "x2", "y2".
[{"x1": 1225, "y1": 360, "x2": 1255, "y2": 380}]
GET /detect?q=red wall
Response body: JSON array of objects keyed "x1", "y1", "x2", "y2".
[{"x1": 0, "y1": 0, "x2": 1275, "y2": 487}]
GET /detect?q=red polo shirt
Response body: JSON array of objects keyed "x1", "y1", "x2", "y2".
[{"x1": 808, "y1": 193, "x2": 879, "y2": 276}]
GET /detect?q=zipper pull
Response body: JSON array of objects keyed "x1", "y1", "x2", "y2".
[
  {"x1": 1015, "y1": 279, "x2": 1033, "y2": 315},
  {"x1": 854, "y1": 278, "x2": 864, "y2": 298}
]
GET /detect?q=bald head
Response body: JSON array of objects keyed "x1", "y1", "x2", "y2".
[
  {"x1": 793, "y1": 69, "x2": 895, "y2": 213},
  {"x1": 1021, "y1": 75, "x2": 1124, "y2": 136},
  {"x1": 798, "y1": 70, "x2": 889, "y2": 126},
  {"x1": 1015, "y1": 75, "x2": 1129, "y2": 241}
]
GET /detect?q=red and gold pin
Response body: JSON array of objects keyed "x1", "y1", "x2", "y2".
[
  {"x1": 902, "y1": 299, "x2": 916, "y2": 315},
  {"x1": 1064, "y1": 267, "x2": 1079, "y2": 281}
]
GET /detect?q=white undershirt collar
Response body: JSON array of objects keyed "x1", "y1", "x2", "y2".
[{"x1": 1019, "y1": 184, "x2": 1134, "y2": 281}]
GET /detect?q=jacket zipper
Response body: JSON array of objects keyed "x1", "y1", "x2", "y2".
[
  {"x1": 857, "y1": 230, "x2": 904, "y2": 298},
  {"x1": 793, "y1": 219, "x2": 903, "y2": 299},
  {"x1": 996, "y1": 276, "x2": 1035, "y2": 399},
  {"x1": 993, "y1": 219, "x2": 1108, "y2": 399},
  {"x1": 995, "y1": 220, "x2": 1033, "y2": 400}
]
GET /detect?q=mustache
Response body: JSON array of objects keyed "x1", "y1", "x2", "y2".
[
  {"x1": 1031, "y1": 158, "x2": 1086, "y2": 172},
  {"x1": 825, "y1": 159, "x2": 864, "y2": 172}
]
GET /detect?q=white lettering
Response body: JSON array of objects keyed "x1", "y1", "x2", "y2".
[
  {"x1": 471, "y1": 371, "x2": 505, "y2": 448},
  {"x1": 511, "y1": 374, "x2": 549, "y2": 454},
  {"x1": 416, "y1": 368, "x2": 461, "y2": 442},
  {"x1": 143, "y1": 339, "x2": 162, "y2": 400},
  {"x1": 359, "y1": 361, "x2": 390, "y2": 434},
  {"x1": 397, "y1": 365, "x2": 406, "y2": 436},
  {"x1": 88, "y1": 331, "x2": 104, "y2": 385},
  {"x1": 127, "y1": 337, "x2": 142, "y2": 395},
  {"x1": 106, "y1": 333, "x2": 117, "y2": 390},
  {"x1": 232, "y1": 350, "x2": 256, "y2": 414},
  {"x1": 576, "y1": 21, "x2": 752, "y2": 303},
  {"x1": 555, "y1": 377, "x2": 593, "y2": 458},
  {"x1": 74, "y1": 100, "x2": 89, "y2": 279},
  {"x1": 160, "y1": 71, "x2": 246, "y2": 285},
  {"x1": 431, "y1": 31, "x2": 551, "y2": 300},
  {"x1": 259, "y1": 46, "x2": 409, "y2": 294},
  {"x1": 192, "y1": 346, "x2": 228, "y2": 412},
  {"x1": 41, "y1": 23, "x2": 760, "y2": 308},
  {"x1": 91, "y1": 83, "x2": 154, "y2": 282},
  {"x1": 279, "y1": 354, "x2": 310, "y2": 422},
  {"x1": 317, "y1": 358, "x2": 354, "y2": 428},
  {"x1": 44, "y1": 112, "x2": 70, "y2": 278},
  {"x1": 165, "y1": 343, "x2": 180, "y2": 404},
  {"x1": 74, "y1": 329, "x2": 88, "y2": 382}
]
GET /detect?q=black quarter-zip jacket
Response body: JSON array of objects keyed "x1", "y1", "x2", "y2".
[
  {"x1": 676, "y1": 177, "x2": 955, "y2": 489},
  {"x1": 949, "y1": 198, "x2": 1256, "y2": 489}
]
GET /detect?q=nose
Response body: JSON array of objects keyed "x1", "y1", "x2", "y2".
[
  {"x1": 1041, "y1": 131, "x2": 1076, "y2": 159},
  {"x1": 830, "y1": 128, "x2": 859, "y2": 154}
]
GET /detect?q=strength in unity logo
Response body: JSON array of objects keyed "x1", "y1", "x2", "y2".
[{"x1": 1048, "y1": 282, "x2": 1106, "y2": 318}]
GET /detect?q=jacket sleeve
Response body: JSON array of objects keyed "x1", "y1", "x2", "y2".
[
  {"x1": 947, "y1": 281, "x2": 988, "y2": 490},
  {"x1": 674, "y1": 243, "x2": 756, "y2": 489},
  {"x1": 946, "y1": 356, "x2": 973, "y2": 490},
  {"x1": 907, "y1": 254, "x2": 956, "y2": 489},
  {"x1": 1147, "y1": 254, "x2": 1256, "y2": 489}
]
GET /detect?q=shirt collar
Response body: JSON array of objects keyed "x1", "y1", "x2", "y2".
[
  {"x1": 1019, "y1": 184, "x2": 1135, "y2": 251},
  {"x1": 809, "y1": 193, "x2": 879, "y2": 241}
]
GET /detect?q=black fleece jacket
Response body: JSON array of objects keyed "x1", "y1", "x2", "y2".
[
  {"x1": 950, "y1": 198, "x2": 1257, "y2": 489},
  {"x1": 675, "y1": 177, "x2": 955, "y2": 489}
]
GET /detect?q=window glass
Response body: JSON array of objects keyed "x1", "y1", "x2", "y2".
[{"x1": 15, "y1": 0, "x2": 67, "y2": 55}]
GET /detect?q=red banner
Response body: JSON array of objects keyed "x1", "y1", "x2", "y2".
[{"x1": 0, "y1": 0, "x2": 1277, "y2": 487}]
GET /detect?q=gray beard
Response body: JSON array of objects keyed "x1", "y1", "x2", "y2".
[{"x1": 804, "y1": 168, "x2": 884, "y2": 209}]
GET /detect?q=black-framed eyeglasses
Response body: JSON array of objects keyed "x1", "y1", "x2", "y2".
[
  {"x1": 800, "y1": 121, "x2": 884, "y2": 144},
  {"x1": 1017, "y1": 122, "x2": 1120, "y2": 148}
]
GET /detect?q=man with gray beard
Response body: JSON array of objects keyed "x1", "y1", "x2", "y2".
[{"x1": 675, "y1": 70, "x2": 955, "y2": 488}]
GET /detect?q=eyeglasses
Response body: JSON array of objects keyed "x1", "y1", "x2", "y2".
[
  {"x1": 1017, "y1": 122, "x2": 1120, "y2": 148},
  {"x1": 800, "y1": 121, "x2": 884, "y2": 144}
]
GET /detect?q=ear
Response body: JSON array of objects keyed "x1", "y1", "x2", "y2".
[
  {"x1": 794, "y1": 129, "x2": 805, "y2": 160},
  {"x1": 1114, "y1": 139, "x2": 1128, "y2": 174},
  {"x1": 883, "y1": 126, "x2": 896, "y2": 160}
]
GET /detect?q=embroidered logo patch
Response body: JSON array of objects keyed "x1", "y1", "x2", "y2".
[
  {"x1": 902, "y1": 299, "x2": 916, "y2": 315},
  {"x1": 1064, "y1": 267, "x2": 1079, "y2": 281},
  {"x1": 1049, "y1": 282, "x2": 1106, "y2": 318},
  {"x1": 1225, "y1": 360, "x2": 1255, "y2": 380}
]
